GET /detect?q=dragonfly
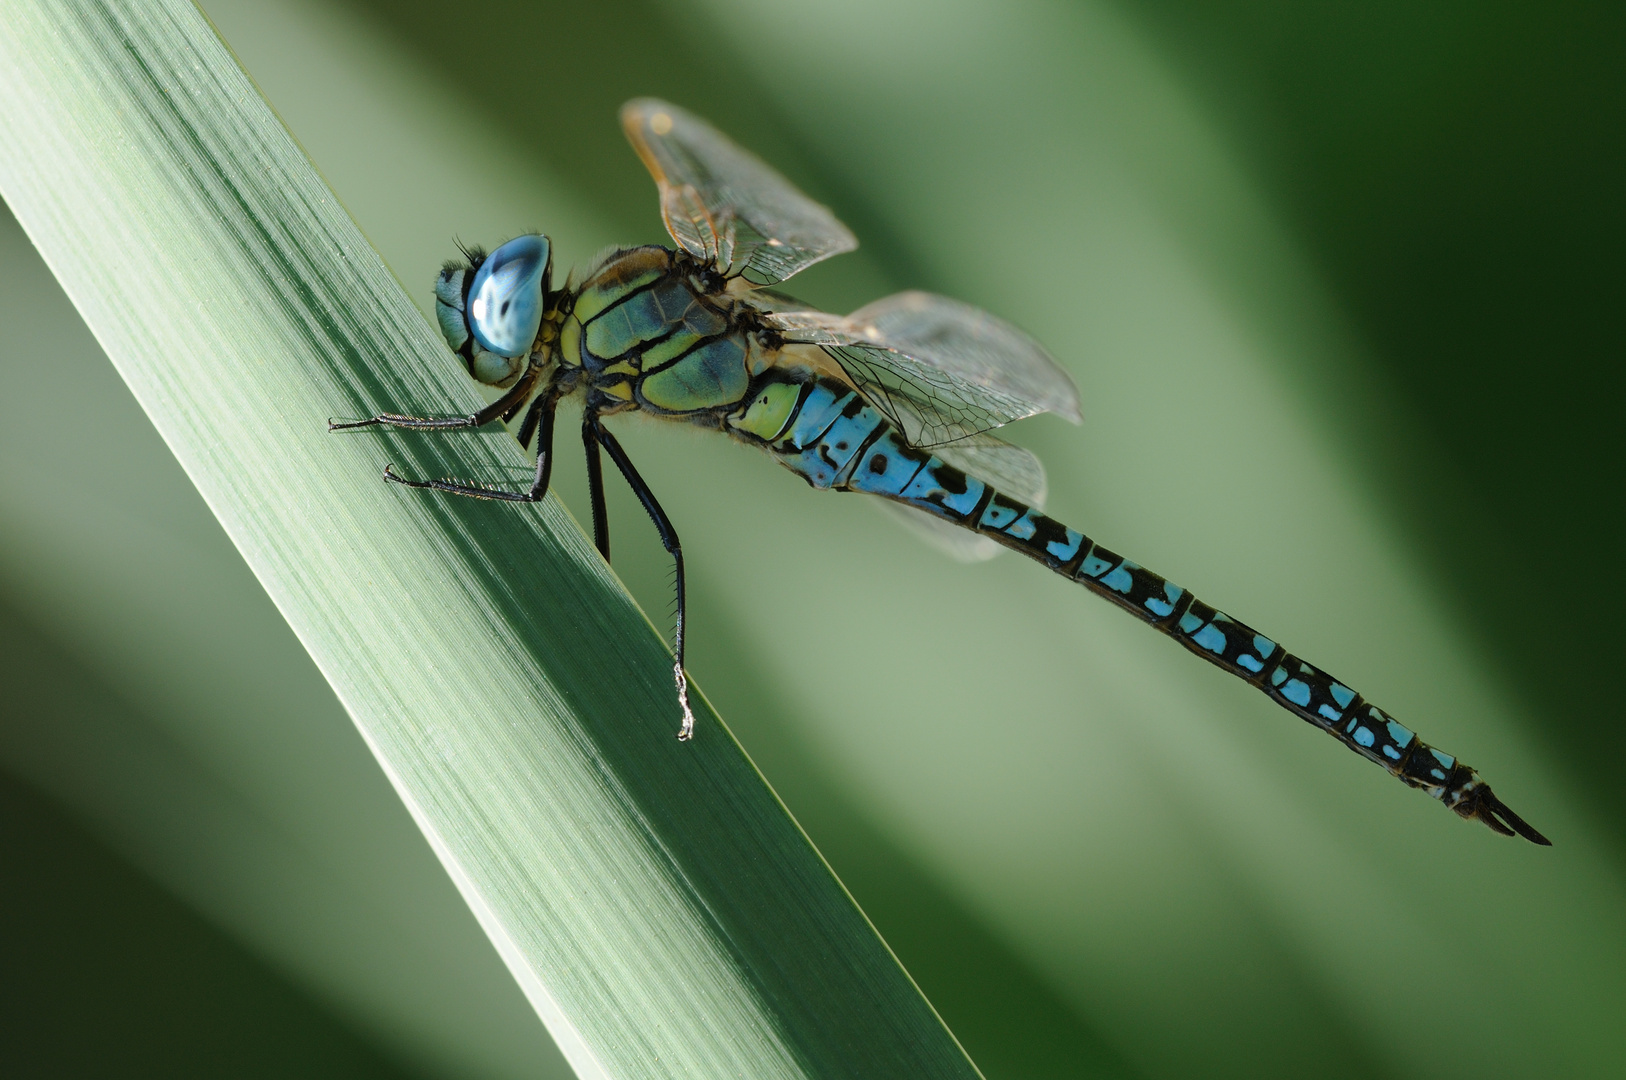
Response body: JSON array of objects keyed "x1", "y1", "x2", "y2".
[{"x1": 332, "y1": 98, "x2": 1548, "y2": 844}]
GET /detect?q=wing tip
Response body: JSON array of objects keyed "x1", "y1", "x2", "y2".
[
  {"x1": 619, "y1": 99, "x2": 666, "y2": 181},
  {"x1": 619, "y1": 96, "x2": 672, "y2": 126}
]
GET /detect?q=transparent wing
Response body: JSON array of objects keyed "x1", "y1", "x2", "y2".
[
  {"x1": 872, "y1": 434, "x2": 1047, "y2": 562},
  {"x1": 621, "y1": 99, "x2": 857, "y2": 286},
  {"x1": 874, "y1": 503, "x2": 1002, "y2": 562},
  {"x1": 849, "y1": 292, "x2": 1083, "y2": 425},
  {"x1": 768, "y1": 291, "x2": 1081, "y2": 448},
  {"x1": 933, "y1": 434, "x2": 1048, "y2": 507}
]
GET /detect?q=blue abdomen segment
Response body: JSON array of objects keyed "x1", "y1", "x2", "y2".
[
  {"x1": 768, "y1": 382, "x2": 894, "y2": 490},
  {"x1": 1171, "y1": 598, "x2": 1279, "y2": 678}
]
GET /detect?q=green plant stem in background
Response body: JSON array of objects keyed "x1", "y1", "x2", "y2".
[{"x1": 0, "y1": 2, "x2": 980, "y2": 1077}]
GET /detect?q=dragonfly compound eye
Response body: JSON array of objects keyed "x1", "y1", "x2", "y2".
[{"x1": 467, "y1": 234, "x2": 549, "y2": 362}]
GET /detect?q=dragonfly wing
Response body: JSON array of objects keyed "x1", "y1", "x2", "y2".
[
  {"x1": 769, "y1": 292, "x2": 1081, "y2": 447},
  {"x1": 932, "y1": 434, "x2": 1048, "y2": 508},
  {"x1": 874, "y1": 502, "x2": 1003, "y2": 562},
  {"x1": 621, "y1": 99, "x2": 857, "y2": 286}
]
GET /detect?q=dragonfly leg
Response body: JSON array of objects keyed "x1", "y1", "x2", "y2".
[
  {"x1": 591, "y1": 415, "x2": 696, "y2": 740},
  {"x1": 329, "y1": 365, "x2": 539, "y2": 431},
  {"x1": 582, "y1": 413, "x2": 611, "y2": 561},
  {"x1": 382, "y1": 393, "x2": 557, "y2": 502}
]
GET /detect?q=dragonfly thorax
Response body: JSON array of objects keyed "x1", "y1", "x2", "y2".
[{"x1": 555, "y1": 245, "x2": 771, "y2": 418}]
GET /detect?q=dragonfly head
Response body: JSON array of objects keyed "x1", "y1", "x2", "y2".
[{"x1": 434, "y1": 234, "x2": 552, "y2": 387}]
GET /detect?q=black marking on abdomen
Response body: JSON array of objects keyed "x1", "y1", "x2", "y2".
[{"x1": 1170, "y1": 599, "x2": 1282, "y2": 683}]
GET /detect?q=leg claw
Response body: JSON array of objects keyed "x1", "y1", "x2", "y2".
[{"x1": 675, "y1": 664, "x2": 696, "y2": 741}]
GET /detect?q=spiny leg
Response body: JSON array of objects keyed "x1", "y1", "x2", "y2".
[
  {"x1": 383, "y1": 393, "x2": 558, "y2": 502},
  {"x1": 583, "y1": 413, "x2": 611, "y2": 561},
  {"x1": 329, "y1": 366, "x2": 539, "y2": 432},
  {"x1": 591, "y1": 415, "x2": 696, "y2": 740}
]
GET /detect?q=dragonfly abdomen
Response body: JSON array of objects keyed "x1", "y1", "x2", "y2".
[{"x1": 734, "y1": 375, "x2": 1546, "y2": 841}]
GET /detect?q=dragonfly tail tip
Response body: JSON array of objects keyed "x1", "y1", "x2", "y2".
[{"x1": 1457, "y1": 785, "x2": 1551, "y2": 845}]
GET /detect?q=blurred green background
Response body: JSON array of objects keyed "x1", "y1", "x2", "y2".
[{"x1": 2, "y1": 1, "x2": 1621, "y2": 1077}]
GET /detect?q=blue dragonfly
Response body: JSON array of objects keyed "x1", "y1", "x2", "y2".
[{"x1": 333, "y1": 99, "x2": 1548, "y2": 844}]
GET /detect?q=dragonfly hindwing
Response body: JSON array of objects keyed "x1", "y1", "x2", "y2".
[{"x1": 769, "y1": 292, "x2": 1082, "y2": 448}]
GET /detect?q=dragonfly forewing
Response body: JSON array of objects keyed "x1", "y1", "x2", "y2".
[{"x1": 621, "y1": 98, "x2": 857, "y2": 286}]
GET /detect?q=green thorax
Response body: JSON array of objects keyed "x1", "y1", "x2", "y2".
[{"x1": 556, "y1": 246, "x2": 768, "y2": 417}]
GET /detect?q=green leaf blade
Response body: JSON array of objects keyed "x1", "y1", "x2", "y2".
[{"x1": 0, "y1": 2, "x2": 979, "y2": 1076}]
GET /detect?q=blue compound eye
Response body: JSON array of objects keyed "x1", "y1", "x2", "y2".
[{"x1": 467, "y1": 235, "x2": 549, "y2": 358}]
